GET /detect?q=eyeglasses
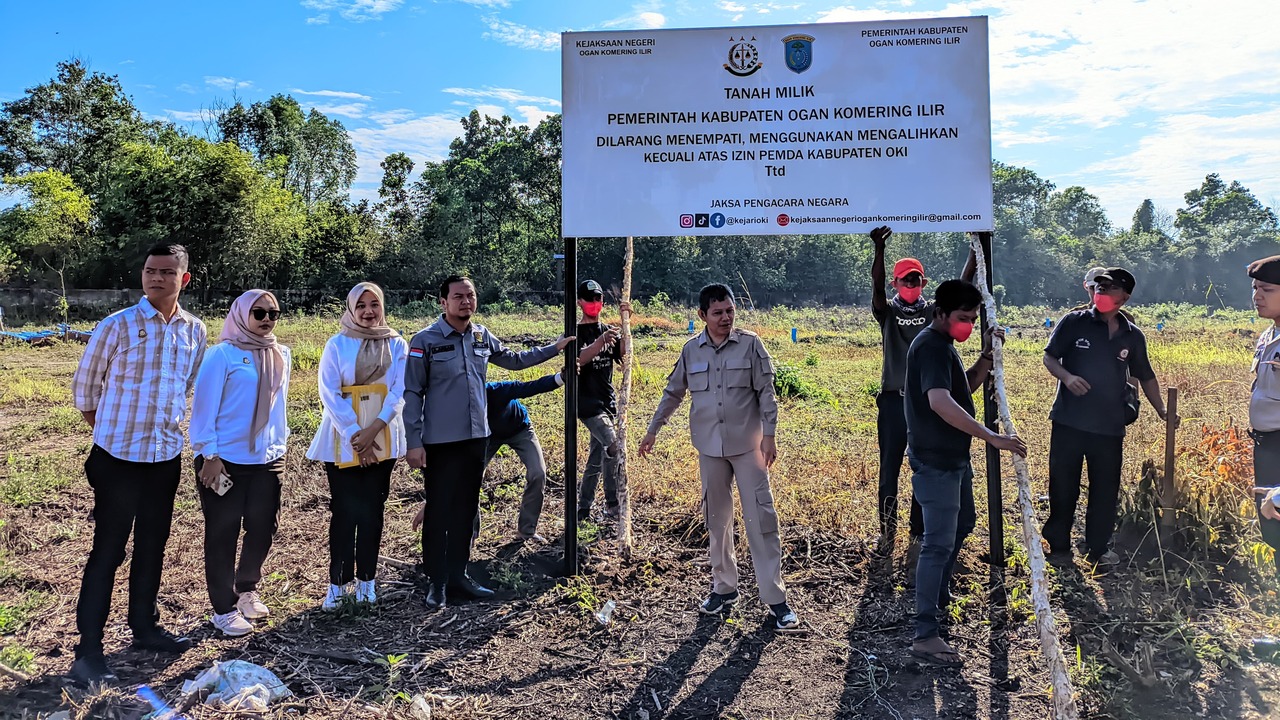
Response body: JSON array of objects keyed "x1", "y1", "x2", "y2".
[
  {"x1": 250, "y1": 308, "x2": 282, "y2": 321},
  {"x1": 1093, "y1": 282, "x2": 1119, "y2": 293}
]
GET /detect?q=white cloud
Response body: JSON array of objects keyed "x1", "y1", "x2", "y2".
[
  {"x1": 204, "y1": 76, "x2": 253, "y2": 91},
  {"x1": 456, "y1": 0, "x2": 509, "y2": 6},
  {"x1": 719, "y1": 1, "x2": 746, "y2": 11},
  {"x1": 1078, "y1": 109, "x2": 1280, "y2": 222},
  {"x1": 300, "y1": 0, "x2": 403, "y2": 22},
  {"x1": 369, "y1": 108, "x2": 417, "y2": 124},
  {"x1": 481, "y1": 16, "x2": 561, "y2": 51},
  {"x1": 176, "y1": 83, "x2": 197, "y2": 94},
  {"x1": 308, "y1": 102, "x2": 368, "y2": 118},
  {"x1": 815, "y1": 0, "x2": 1280, "y2": 222},
  {"x1": 514, "y1": 104, "x2": 556, "y2": 126},
  {"x1": 163, "y1": 109, "x2": 207, "y2": 122},
  {"x1": 291, "y1": 88, "x2": 372, "y2": 100},
  {"x1": 442, "y1": 86, "x2": 560, "y2": 108},
  {"x1": 118, "y1": 59, "x2": 134, "y2": 65},
  {"x1": 347, "y1": 112, "x2": 466, "y2": 186}
]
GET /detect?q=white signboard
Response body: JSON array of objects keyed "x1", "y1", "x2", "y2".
[{"x1": 561, "y1": 17, "x2": 992, "y2": 237}]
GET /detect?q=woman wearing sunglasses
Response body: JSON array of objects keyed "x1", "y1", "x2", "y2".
[
  {"x1": 306, "y1": 282, "x2": 407, "y2": 611},
  {"x1": 190, "y1": 290, "x2": 291, "y2": 637}
]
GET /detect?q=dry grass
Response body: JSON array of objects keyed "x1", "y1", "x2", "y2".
[{"x1": 0, "y1": 305, "x2": 1276, "y2": 719}]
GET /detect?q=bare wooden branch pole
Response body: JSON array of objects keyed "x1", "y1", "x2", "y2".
[
  {"x1": 615, "y1": 235, "x2": 636, "y2": 556},
  {"x1": 970, "y1": 235, "x2": 1081, "y2": 720},
  {"x1": 1161, "y1": 388, "x2": 1179, "y2": 531}
]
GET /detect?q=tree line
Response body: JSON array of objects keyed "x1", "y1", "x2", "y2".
[{"x1": 2, "y1": 60, "x2": 1277, "y2": 309}]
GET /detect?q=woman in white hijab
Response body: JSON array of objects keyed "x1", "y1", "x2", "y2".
[
  {"x1": 191, "y1": 290, "x2": 291, "y2": 637},
  {"x1": 306, "y1": 282, "x2": 408, "y2": 610}
]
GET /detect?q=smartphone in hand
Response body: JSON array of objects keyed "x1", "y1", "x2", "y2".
[{"x1": 214, "y1": 472, "x2": 233, "y2": 496}]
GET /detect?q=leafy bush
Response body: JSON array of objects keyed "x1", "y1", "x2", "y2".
[{"x1": 774, "y1": 364, "x2": 837, "y2": 407}]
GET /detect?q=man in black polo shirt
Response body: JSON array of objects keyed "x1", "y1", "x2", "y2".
[
  {"x1": 1041, "y1": 267, "x2": 1171, "y2": 571},
  {"x1": 905, "y1": 279, "x2": 1025, "y2": 667},
  {"x1": 870, "y1": 225, "x2": 975, "y2": 548}
]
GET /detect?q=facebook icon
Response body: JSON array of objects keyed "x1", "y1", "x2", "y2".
[{"x1": 710, "y1": 213, "x2": 726, "y2": 228}]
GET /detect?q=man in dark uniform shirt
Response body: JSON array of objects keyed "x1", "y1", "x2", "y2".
[
  {"x1": 1041, "y1": 267, "x2": 1172, "y2": 572},
  {"x1": 870, "y1": 225, "x2": 975, "y2": 548}
]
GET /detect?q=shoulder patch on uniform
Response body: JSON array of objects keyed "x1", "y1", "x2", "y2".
[{"x1": 408, "y1": 347, "x2": 425, "y2": 358}]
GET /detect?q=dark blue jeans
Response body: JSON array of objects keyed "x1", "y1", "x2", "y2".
[{"x1": 909, "y1": 453, "x2": 976, "y2": 641}]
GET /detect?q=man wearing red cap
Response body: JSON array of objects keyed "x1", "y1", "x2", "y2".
[{"x1": 870, "y1": 226, "x2": 974, "y2": 552}]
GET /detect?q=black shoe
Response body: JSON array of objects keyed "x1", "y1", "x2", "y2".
[
  {"x1": 68, "y1": 655, "x2": 117, "y2": 687},
  {"x1": 424, "y1": 584, "x2": 447, "y2": 610},
  {"x1": 449, "y1": 574, "x2": 495, "y2": 600},
  {"x1": 698, "y1": 590, "x2": 739, "y2": 615},
  {"x1": 131, "y1": 627, "x2": 192, "y2": 654},
  {"x1": 769, "y1": 602, "x2": 802, "y2": 632}
]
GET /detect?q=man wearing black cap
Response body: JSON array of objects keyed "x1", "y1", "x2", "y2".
[
  {"x1": 574, "y1": 279, "x2": 632, "y2": 521},
  {"x1": 1246, "y1": 256, "x2": 1280, "y2": 575},
  {"x1": 1041, "y1": 267, "x2": 1172, "y2": 571}
]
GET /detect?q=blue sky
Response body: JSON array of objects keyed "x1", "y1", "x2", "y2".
[{"x1": 2, "y1": 0, "x2": 1277, "y2": 227}]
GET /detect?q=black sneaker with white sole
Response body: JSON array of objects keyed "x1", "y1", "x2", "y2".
[
  {"x1": 770, "y1": 602, "x2": 801, "y2": 631},
  {"x1": 699, "y1": 590, "x2": 739, "y2": 615}
]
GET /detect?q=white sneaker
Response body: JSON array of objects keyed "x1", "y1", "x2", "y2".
[
  {"x1": 322, "y1": 583, "x2": 349, "y2": 611},
  {"x1": 356, "y1": 579, "x2": 377, "y2": 605},
  {"x1": 236, "y1": 591, "x2": 270, "y2": 619},
  {"x1": 212, "y1": 610, "x2": 254, "y2": 637}
]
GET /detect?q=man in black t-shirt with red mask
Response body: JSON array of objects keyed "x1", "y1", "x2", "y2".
[{"x1": 575, "y1": 280, "x2": 632, "y2": 521}]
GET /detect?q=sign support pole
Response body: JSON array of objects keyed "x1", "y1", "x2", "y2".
[
  {"x1": 978, "y1": 231, "x2": 1005, "y2": 575},
  {"x1": 563, "y1": 236, "x2": 579, "y2": 576}
]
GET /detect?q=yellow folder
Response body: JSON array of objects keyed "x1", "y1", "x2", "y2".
[{"x1": 335, "y1": 383, "x2": 390, "y2": 468}]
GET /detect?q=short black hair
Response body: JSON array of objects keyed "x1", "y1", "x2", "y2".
[
  {"x1": 698, "y1": 283, "x2": 734, "y2": 313},
  {"x1": 146, "y1": 243, "x2": 189, "y2": 271},
  {"x1": 933, "y1": 279, "x2": 983, "y2": 316},
  {"x1": 439, "y1": 274, "x2": 474, "y2": 299}
]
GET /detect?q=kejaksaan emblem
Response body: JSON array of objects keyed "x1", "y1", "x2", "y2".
[
  {"x1": 724, "y1": 36, "x2": 762, "y2": 77},
  {"x1": 783, "y1": 34, "x2": 814, "y2": 73}
]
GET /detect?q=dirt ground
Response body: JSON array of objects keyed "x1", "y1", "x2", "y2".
[{"x1": 2, "y1": 457, "x2": 1278, "y2": 720}]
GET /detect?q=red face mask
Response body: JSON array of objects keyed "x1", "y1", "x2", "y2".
[
  {"x1": 581, "y1": 300, "x2": 604, "y2": 317},
  {"x1": 948, "y1": 320, "x2": 974, "y2": 342},
  {"x1": 898, "y1": 286, "x2": 923, "y2": 304},
  {"x1": 1093, "y1": 293, "x2": 1117, "y2": 313}
]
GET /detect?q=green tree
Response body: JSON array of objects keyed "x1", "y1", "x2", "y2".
[
  {"x1": 0, "y1": 169, "x2": 94, "y2": 284},
  {"x1": 217, "y1": 95, "x2": 357, "y2": 207},
  {"x1": 93, "y1": 130, "x2": 307, "y2": 291},
  {"x1": 0, "y1": 59, "x2": 145, "y2": 195}
]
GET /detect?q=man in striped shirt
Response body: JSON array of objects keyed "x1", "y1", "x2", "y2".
[{"x1": 68, "y1": 244, "x2": 207, "y2": 687}]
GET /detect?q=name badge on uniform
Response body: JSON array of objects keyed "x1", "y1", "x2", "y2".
[
  {"x1": 138, "y1": 328, "x2": 147, "y2": 339},
  {"x1": 472, "y1": 330, "x2": 489, "y2": 356}
]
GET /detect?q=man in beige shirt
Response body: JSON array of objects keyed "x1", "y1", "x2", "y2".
[{"x1": 640, "y1": 283, "x2": 798, "y2": 631}]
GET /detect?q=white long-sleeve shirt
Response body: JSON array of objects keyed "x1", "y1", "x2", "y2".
[
  {"x1": 306, "y1": 333, "x2": 408, "y2": 464},
  {"x1": 190, "y1": 343, "x2": 292, "y2": 465}
]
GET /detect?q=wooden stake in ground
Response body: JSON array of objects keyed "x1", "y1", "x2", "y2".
[
  {"x1": 970, "y1": 234, "x2": 1081, "y2": 720},
  {"x1": 615, "y1": 235, "x2": 636, "y2": 556},
  {"x1": 1161, "y1": 387, "x2": 1179, "y2": 533}
]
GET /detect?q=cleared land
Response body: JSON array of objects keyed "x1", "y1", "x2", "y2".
[{"x1": 0, "y1": 303, "x2": 1277, "y2": 720}]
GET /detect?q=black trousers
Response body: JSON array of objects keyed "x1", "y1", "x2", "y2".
[
  {"x1": 325, "y1": 459, "x2": 395, "y2": 585},
  {"x1": 196, "y1": 455, "x2": 284, "y2": 615},
  {"x1": 423, "y1": 438, "x2": 488, "y2": 587},
  {"x1": 1042, "y1": 422, "x2": 1124, "y2": 557},
  {"x1": 1253, "y1": 429, "x2": 1280, "y2": 565},
  {"x1": 75, "y1": 445, "x2": 180, "y2": 658},
  {"x1": 877, "y1": 391, "x2": 924, "y2": 537}
]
